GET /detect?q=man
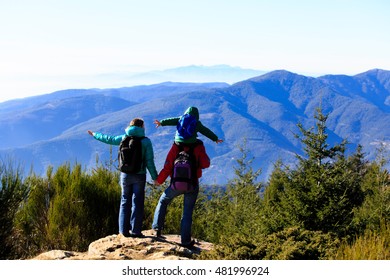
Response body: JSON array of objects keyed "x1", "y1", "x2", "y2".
[{"x1": 152, "y1": 140, "x2": 211, "y2": 248}]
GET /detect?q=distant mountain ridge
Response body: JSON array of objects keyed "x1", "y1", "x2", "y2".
[
  {"x1": 1, "y1": 69, "x2": 389, "y2": 184},
  {"x1": 96, "y1": 64, "x2": 266, "y2": 88}
]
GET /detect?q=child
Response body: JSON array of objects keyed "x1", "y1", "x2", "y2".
[{"x1": 153, "y1": 106, "x2": 223, "y2": 145}]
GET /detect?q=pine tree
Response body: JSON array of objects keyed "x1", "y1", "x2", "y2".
[
  {"x1": 266, "y1": 108, "x2": 366, "y2": 237},
  {"x1": 220, "y1": 144, "x2": 263, "y2": 236},
  {"x1": 353, "y1": 145, "x2": 390, "y2": 232}
]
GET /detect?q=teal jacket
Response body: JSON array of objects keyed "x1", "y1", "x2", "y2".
[
  {"x1": 160, "y1": 106, "x2": 219, "y2": 144},
  {"x1": 93, "y1": 126, "x2": 158, "y2": 180}
]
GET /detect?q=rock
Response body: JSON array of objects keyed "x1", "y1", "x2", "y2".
[
  {"x1": 32, "y1": 230, "x2": 213, "y2": 260},
  {"x1": 32, "y1": 250, "x2": 80, "y2": 260}
]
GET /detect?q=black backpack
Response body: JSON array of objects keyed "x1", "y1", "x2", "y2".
[
  {"x1": 118, "y1": 136, "x2": 146, "y2": 174},
  {"x1": 171, "y1": 146, "x2": 197, "y2": 191}
]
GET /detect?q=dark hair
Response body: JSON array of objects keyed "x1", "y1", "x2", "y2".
[{"x1": 129, "y1": 118, "x2": 144, "y2": 127}]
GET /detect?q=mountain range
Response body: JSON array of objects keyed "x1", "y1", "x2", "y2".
[
  {"x1": 1, "y1": 68, "x2": 389, "y2": 184},
  {"x1": 94, "y1": 64, "x2": 266, "y2": 87}
]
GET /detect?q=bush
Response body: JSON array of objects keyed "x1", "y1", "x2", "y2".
[
  {"x1": 12, "y1": 170, "x2": 54, "y2": 258},
  {"x1": 352, "y1": 157, "x2": 390, "y2": 233},
  {"x1": 334, "y1": 224, "x2": 390, "y2": 260},
  {"x1": 12, "y1": 163, "x2": 120, "y2": 258},
  {"x1": 194, "y1": 144, "x2": 263, "y2": 244},
  {"x1": 0, "y1": 160, "x2": 29, "y2": 259},
  {"x1": 200, "y1": 227, "x2": 339, "y2": 260}
]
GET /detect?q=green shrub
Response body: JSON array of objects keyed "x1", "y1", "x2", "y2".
[
  {"x1": 334, "y1": 224, "x2": 390, "y2": 260},
  {"x1": 0, "y1": 160, "x2": 29, "y2": 259},
  {"x1": 200, "y1": 227, "x2": 339, "y2": 260},
  {"x1": 13, "y1": 163, "x2": 120, "y2": 257},
  {"x1": 12, "y1": 170, "x2": 54, "y2": 258},
  {"x1": 352, "y1": 159, "x2": 390, "y2": 233}
]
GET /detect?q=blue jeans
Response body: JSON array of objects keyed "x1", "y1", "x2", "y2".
[
  {"x1": 119, "y1": 173, "x2": 146, "y2": 236},
  {"x1": 152, "y1": 186, "x2": 198, "y2": 245}
]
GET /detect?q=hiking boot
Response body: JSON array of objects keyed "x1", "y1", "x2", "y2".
[
  {"x1": 129, "y1": 232, "x2": 145, "y2": 238},
  {"x1": 181, "y1": 239, "x2": 195, "y2": 249},
  {"x1": 153, "y1": 229, "x2": 163, "y2": 238},
  {"x1": 120, "y1": 231, "x2": 131, "y2": 238}
]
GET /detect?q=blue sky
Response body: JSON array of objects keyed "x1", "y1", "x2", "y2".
[{"x1": 1, "y1": 0, "x2": 389, "y2": 102}]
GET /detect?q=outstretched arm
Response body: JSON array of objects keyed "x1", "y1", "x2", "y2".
[
  {"x1": 197, "y1": 122, "x2": 223, "y2": 143},
  {"x1": 158, "y1": 117, "x2": 180, "y2": 127},
  {"x1": 87, "y1": 130, "x2": 123, "y2": 145}
]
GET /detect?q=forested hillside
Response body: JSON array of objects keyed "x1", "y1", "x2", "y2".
[{"x1": 1, "y1": 69, "x2": 389, "y2": 184}]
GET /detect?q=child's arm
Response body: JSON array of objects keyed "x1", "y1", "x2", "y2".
[
  {"x1": 158, "y1": 117, "x2": 180, "y2": 127},
  {"x1": 197, "y1": 122, "x2": 223, "y2": 143}
]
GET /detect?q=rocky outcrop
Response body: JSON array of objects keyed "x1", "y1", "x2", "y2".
[{"x1": 32, "y1": 230, "x2": 213, "y2": 260}]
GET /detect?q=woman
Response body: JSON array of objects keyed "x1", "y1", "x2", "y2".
[{"x1": 88, "y1": 118, "x2": 158, "y2": 237}]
